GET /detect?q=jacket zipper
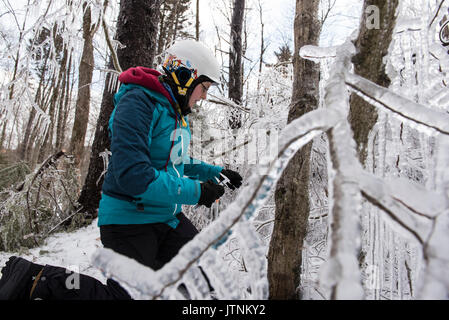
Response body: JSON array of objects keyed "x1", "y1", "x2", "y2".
[{"x1": 171, "y1": 119, "x2": 182, "y2": 216}]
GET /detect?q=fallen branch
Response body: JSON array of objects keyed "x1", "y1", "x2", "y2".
[{"x1": 25, "y1": 150, "x2": 65, "y2": 245}]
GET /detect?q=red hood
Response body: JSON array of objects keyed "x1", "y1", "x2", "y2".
[{"x1": 118, "y1": 67, "x2": 174, "y2": 105}]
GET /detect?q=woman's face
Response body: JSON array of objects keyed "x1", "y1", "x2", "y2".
[{"x1": 188, "y1": 81, "x2": 212, "y2": 108}]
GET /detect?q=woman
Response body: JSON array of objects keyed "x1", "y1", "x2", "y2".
[{"x1": 0, "y1": 40, "x2": 242, "y2": 300}]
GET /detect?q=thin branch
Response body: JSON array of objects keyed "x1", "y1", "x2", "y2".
[
  {"x1": 255, "y1": 218, "x2": 274, "y2": 232},
  {"x1": 210, "y1": 139, "x2": 250, "y2": 161},
  {"x1": 429, "y1": 0, "x2": 446, "y2": 28},
  {"x1": 25, "y1": 150, "x2": 65, "y2": 245},
  {"x1": 102, "y1": 16, "x2": 122, "y2": 73},
  {"x1": 361, "y1": 191, "x2": 426, "y2": 245}
]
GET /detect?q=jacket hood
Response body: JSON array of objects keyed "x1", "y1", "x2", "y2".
[{"x1": 118, "y1": 67, "x2": 174, "y2": 105}]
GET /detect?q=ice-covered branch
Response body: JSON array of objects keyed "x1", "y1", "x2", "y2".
[
  {"x1": 416, "y1": 137, "x2": 449, "y2": 299},
  {"x1": 358, "y1": 171, "x2": 443, "y2": 244},
  {"x1": 319, "y1": 40, "x2": 365, "y2": 300},
  {"x1": 91, "y1": 248, "x2": 161, "y2": 299},
  {"x1": 102, "y1": 16, "x2": 122, "y2": 73},
  {"x1": 395, "y1": 18, "x2": 422, "y2": 33},
  {"x1": 360, "y1": 172, "x2": 448, "y2": 219},
  {"x1": 345, "y1": 72, "x2": 449, "y2": 135},
  {"x1": 416, "y1": 211, "x2": 449, "y2": 299},
  {"x1": 300, "y1": 45, "x2": 337, "y2": 61}
]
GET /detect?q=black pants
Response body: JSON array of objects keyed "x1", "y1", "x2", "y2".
[
  {"x1": 100, "y1": 212, "x2": 199, "y2": 271},
  {"x1": 34, "y1": 213, "x2": 199, "y2": 300}
]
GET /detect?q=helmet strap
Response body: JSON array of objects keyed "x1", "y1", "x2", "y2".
[
  {"x1": 160, "y1": 74, "x2": 193, "y2": 117},
  {"x1": 170, "y1": 71, "x2": 195, "y2": 96}
]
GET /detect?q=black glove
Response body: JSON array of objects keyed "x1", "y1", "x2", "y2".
[
  {"x1": 219, "y1": 169, "x2": 243, "y2": 190},
  {"x1": 198, "y1": 181, "x2": 225, "y2": 208}
]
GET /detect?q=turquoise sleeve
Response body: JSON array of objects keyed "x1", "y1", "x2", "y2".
[
  {"x1": 184, "y1": 157, "x2": 223, "y2": 182},
  {"x1": 136, "y1": 169, "x2": 201, "y2": 205}
]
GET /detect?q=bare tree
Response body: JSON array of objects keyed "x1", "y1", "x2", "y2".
[
  {"x1": 70, "y1": 1, "x2": 107, "y2": 168},
  {"x1": 77, "y1": 0, "x2": 162, "y2": 219},
  {"x1": 348, "y1": 0, "x2": 400, "y2": 165},
  {"x1": 228, "y1": 0, "x2": 245, "y2": 129},
  {"x1": 0, "y1": 0, "x2": 31, "y2": 149},
  {"x1": 267, "y1": 0, "x2": 321, "y2": 300},
  {"x1": 37, "y1": 29, "x2": 71, "y2": 164}
]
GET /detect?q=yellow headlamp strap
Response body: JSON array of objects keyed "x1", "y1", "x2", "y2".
[{"x1": 170, "y1": 71, "x2": 195, "y2": 96}]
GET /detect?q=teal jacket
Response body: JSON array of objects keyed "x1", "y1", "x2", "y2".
[{"x1": 97, "y1": 67, "x2": 222, "y2": 228}]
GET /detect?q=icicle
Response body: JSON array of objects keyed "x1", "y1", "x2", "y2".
[
  {"x1": 180, "y1": 267, "x2": 212, "y2": 300},
  {"x1": 200, "y1": 250, "x2": 241, "y2": 300},
  {"x1": 388, "y1": 229, "x2": 394, "y2": 300},
  {"x1": 378, "y1": 216, "x2": 385, "y2": 299},
  {"x1": 235, "y1": 221, "x2": 269, "y2": 300}
]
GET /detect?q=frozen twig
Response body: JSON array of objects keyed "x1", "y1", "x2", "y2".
[
  {"x1": 208, "y1": 93, "x2": 251, "y2": 113},
  {"x1": 102, "y1": 16, "x2": 122, "y2": 73},
  {"x1": 25, "y1": 150, "x2": 65, "y2": 246},
  {"x1": 318, "y1": 40, "x2": 365, "y2": 300}
]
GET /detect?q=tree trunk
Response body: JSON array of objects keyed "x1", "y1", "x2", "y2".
[
  {"x1": 19, "y1": 52, "x2": 50, "y2": 161},
  {"x1": 157, "y1": 0, "x2": 167, "y2": 57},
  {"x1": 348, "y1": 0, "x2": 399, "y2": 165},
  {"x1": 59, "y1": 53, "x2": 74, "y2": 150},
  {"x1": 70, "y1": 2, "x2": 97, "y2": 167},
  {"x1": 167, "y1": 1, "x2": 179, "y2": 45},
  {"x1": 77, "y1": 0, "x2": 161, "y2": 219},
  {"x1": 56, "y1": 51, "x2": 72, "y2": 151},
  {"x1": 196, "y1": 0, "x2": 200, "y2": 40},
  {"x1": 37, "y1": 46, "x2": 68, "y2": 163},
  {"x1": 267, "y1": 0, "x2": 320, "y2": 300},
  {"x1": 228, "y1": 0, "x2": 245, "y2": 129}
]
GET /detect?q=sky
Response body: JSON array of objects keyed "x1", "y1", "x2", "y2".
[{"x1": 194, "y1": 0, "x2": 363, "y2": 66}]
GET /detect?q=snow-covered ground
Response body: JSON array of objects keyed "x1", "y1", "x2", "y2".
[{"x1": 0, "y1": 219, "x2": 107, "y2": 285}]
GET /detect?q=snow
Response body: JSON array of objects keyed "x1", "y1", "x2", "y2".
[
  {"x1": 358, "y1": 171, "x2": 435, "y2": 244},
  {"x1": 0, "y1": 218, "x2": 106, "y2": 285}
]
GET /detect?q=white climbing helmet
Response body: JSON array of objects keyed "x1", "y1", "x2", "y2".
[{"x1": 163, "y1": 39, "x2": 221, "y2": 85}]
